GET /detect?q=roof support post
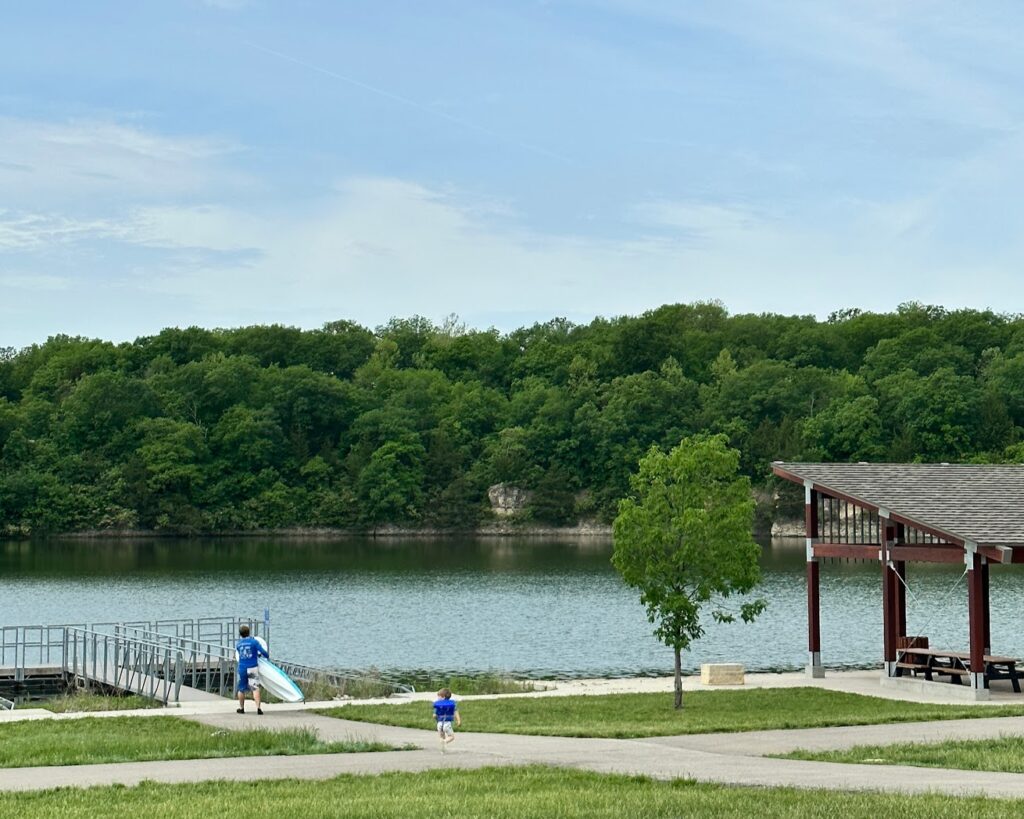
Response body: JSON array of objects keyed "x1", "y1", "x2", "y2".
[
  {"x1": 894, "y1": 519, "x2": 907, "y2": 641},
  {"x1": 967, "y1": 546, "x2": 987, "y2": 691},
  {"x1": 981, "y1": 558, "x2": 991, "y2": 654},
  {"x1": 894, "y1": 559, "x2": 907, "y2": 640},
  {"x1": 805, "y1": 483, "x2": 823, "y2": 678},
  {"x1": 881, "y1": 519, "x2": 898, "y2": 677}
]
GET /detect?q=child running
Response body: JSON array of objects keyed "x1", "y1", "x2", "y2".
[{"x1": 433, "y1": 687, "x2": 461, "y2": 751}]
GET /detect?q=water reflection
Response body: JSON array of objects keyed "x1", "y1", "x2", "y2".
[{"x1": 1, "y1": 537, "x2": 1018, "y2": 677}]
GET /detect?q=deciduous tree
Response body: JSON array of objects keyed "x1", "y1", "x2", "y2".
[{"x1": 613, "y1": 434, "x2": 765, "y2": 708}]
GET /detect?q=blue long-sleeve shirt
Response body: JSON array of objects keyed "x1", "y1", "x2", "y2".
[{"x1": 236, "y1": 636, "x2": 268, "y2": 671}]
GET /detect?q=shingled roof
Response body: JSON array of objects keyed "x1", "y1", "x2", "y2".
[{"x1": 772, "y1": 462, "x2": 1024, "y2": 547}]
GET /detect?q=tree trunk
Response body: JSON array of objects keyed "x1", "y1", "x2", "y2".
[{"x1": 673, "y1": 646, "x2": 683, "y2": 709}]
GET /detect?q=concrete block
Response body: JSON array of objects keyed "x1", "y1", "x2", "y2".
[
  {"x1": 879, "y1": 674, "x2": 991, "y2": 702},
  {"x1": 701, "y1": 663, "x2": 745, "y2": 686}
]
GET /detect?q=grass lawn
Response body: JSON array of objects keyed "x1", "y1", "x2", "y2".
[
  {"x1": 783, "y1": 734, "x2": 1024, "y2": 772},
  {"x1": 3, "y1": 766, "x2": 1023, "y2": 818},
  {"x1": 39, "y1": 692, "x2": 162, "y2": 713},
  {"x1": 319, "y1": 688, "x2": 1024, "y2": 738},
  {"x1": 0, "y1": 716, "x2": 398, "y2": 768},
  {"x1": 271, "y1": 671, "x2": 535, "y2": 702}
]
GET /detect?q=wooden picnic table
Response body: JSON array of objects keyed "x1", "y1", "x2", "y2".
[{"x1": 895, "y1": 647, "x2": 1021, "y2": 692}]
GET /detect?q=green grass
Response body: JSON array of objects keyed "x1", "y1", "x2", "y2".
[
  {"x1": 278, "y1": 671, "x2": 537, "y2": 703},
  {"x1": 3, "y1": 766, "x2": 1024, "y2": 818},
  {"x1": 412, "y1": 673, "x2": 538, "y2": 696},
  {"x1": 0, "y1": 716, "x2": 398, "y2": 768},
  {"x1": 320, "y1": 688, "x2": 1024, "y2": 738},
  {"x1": 39, "y1": 691, "x2": 163, "y2": 713},
  {"x1": 782, "y1": 734, "x2": 1024, "y2": 772}
]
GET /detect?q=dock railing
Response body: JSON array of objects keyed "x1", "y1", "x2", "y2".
[
  {"x1": 3, "y1": 615, "x2": 413, "y2": 703},
  {"x1": 108, "y1": 625, "x2": 238, "y2": 697},
  {"x1": 2, "y1": 616, "x2": 264, "y2": 705},
  {"x1": 63, "y1": 627, "x2": 187, "y2": 705}
]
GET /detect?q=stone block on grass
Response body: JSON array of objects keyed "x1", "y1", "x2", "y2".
[{"x1": 700, "y1": 663, "x2": 745, "y2": 686}]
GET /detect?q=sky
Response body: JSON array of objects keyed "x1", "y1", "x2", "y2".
[{"x1": 4, "y1": 1, "x2": 1024, "y2": 348}]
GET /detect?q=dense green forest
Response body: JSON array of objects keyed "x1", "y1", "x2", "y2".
[{"x1": 2, "y1": 302, "x2": 1024, "y2": 535}]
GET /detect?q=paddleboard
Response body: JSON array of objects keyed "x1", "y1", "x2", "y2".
[{"x1": 257, "y1": 656, "x2": 305, "y2": 703}]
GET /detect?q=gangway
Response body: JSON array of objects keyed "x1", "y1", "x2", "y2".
[
  {"x1": 2, "y1": 616, "x2": 414, "y2": 705},
  {"x1": 64, "y1": 626, "x2": 232, "y2": 704},
  {"x1": 1, "y1": 616, "x2": 266, "y2": 705},
  {"x1": 116, "y1": 625, "x2": 415, "y2": 698}
]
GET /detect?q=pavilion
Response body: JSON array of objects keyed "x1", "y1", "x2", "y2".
[{"x1": 772, "y1": 462, "x2": 1024, "y2": 697}]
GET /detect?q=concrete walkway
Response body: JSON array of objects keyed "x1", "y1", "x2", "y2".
[
  {"x1": 6, "y1": 669, "x2": 1024, "y2": 798},
  {"x1": 5, "y1": 707, "x2": 1024, "y2": 798}
]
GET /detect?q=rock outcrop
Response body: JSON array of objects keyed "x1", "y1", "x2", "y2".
[{"x1": 487, "y1": 483, "x2": 532, "y2": 517}]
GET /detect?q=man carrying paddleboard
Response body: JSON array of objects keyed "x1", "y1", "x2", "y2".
[{"x1": 235, "y1": 624, "x2": 269, "y2": 715}]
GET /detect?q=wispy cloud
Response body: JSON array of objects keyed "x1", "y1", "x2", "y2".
[
  {"x1": 0, "y1": 211, "x2": 134, "y2": 250},
  {"x1": 0, "y1": 117, "x2": 243, "y2": 205},
  {"x1": 631, "y1": 200, "x2": 769, "y2": 242},
  {"x1": 603, "y1": 0, "x2": 1023, "y2": 131},
  {"x1": 243, "y1": 42, "x2": 572, "y2": 164},
  {"x1": 201, "y1": 0, "x2": 250, "y2": 9},
  {"x1": 0, "y1": 273, "x2": 71, "y2": 292}
]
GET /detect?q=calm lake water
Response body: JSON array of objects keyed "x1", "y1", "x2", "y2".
[{"x1": 2, "y1": 537, "x2": 1019, "y2": 678}]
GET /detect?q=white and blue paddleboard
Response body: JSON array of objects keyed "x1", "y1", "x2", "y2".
[{"x1": 257, "y1": 657, "x2": 305, "y2": 703}]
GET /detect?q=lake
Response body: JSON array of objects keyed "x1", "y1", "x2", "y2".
[{"x1": 2, "y1": 537, "x2": 1018, "y2": 678}]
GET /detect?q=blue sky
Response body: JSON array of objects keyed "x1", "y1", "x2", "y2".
[{"x1": 4, "y1": 1, "x2": 1024, "y2": 347}]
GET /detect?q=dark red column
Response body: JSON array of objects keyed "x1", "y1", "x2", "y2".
[
  {"x1": 881, "y1": 523, "x2": 897, "y2": 676},
  {"x1": 895, "y1": 560, "x2": 907, "y2": 639},
  {"x1": 968, "y1": 550, "x2": 986, "y2": 691},
  {"x1": 894, "y1": 523, "x2": 906, "y2": 639},
  {"x1": 981, "y1": 559, "x2": 991, "y2": 653},
  {"x1": 806, "y1": 486, "x2": 823, "y2": 677}
]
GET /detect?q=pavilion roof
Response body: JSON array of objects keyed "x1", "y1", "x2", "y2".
[{"x1": 772, "y1": 462, "x2": 1024, "y2": 547}]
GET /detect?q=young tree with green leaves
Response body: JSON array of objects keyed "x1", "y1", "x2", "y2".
[{"x1": 612, "y1": 433, "x2": 765, "y2": 709}]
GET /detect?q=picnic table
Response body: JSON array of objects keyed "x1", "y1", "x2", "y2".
[{"x1": 895, "y1": 647, "x2": 1021, "y2": 692}]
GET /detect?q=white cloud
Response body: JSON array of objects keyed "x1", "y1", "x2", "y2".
[
  {"x1": 0, "y1": 211, "x2": 133, "y2": 250},
  {"x1": 631, "y1": 201, "x2": 769, "y2": 241},
  {"x1": 82, "y1": 177, "x2": 932, "y2": 326},
  {"x1": 0, "y1": 273, "x2": 71, "y2": 292},
  {"x1": 0, "y1": 117, "x2": 242, "y2": 206},
  {"x1": 604, "y1": 0, "x2": 1023, "y2": 131}
]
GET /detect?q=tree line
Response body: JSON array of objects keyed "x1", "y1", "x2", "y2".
[{"x1": 2, "y1": 301, "x2": 1024, "y2": 535}]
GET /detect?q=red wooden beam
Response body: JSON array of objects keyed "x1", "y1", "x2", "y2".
[
  {"x1": 813, "y1": 543, "x2": 880, "y2": 560},
  {"x1": 888, "y1": 546, "x2": 965, "y2": 564}
]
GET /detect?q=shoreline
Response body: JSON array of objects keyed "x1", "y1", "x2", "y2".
[
  {"x1": 3, "y1": 523, "x2": 615, "y2": 541},
  {"x1": 0, "y1": 521, "x2": 803, "y2": 541}
]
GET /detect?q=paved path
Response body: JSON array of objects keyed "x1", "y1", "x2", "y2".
[
  {"x1": 4, "y1": 670, "x2": 1024, "y2": 798},
  {"x1": 6, "y1": 709, "x2": 1024, "y2": 797}
]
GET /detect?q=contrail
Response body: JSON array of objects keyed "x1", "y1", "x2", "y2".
[{"x1": 243, "y1": 41, "x2": 571, "y2": 164}]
